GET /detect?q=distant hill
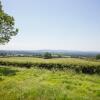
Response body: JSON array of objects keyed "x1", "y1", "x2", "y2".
[{"x1": 0, "y1": 50, "x2": 100, "y2": 57}]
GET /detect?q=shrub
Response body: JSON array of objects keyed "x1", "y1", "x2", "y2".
[
  {"x1": 96, "y1": 54, "x2": 100, "y2": 60},
  {"x1": 0, "y1": 58, "x2": 100, "y2": 74},
  {"x1": 43, "y1": 52, "x2": 52, "y2": 59}
]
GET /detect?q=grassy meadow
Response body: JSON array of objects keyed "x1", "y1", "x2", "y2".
[
  {"x1": 0, "y1": 57, "x2": 100, "y2": 100},
  {"x1": 0, "y1": 57, "x2": 100, "y2": 74},
  {"x1": 0, "y1": 66, "x2": 100, "y2": 100}
]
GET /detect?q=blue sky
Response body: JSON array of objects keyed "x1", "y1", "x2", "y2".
[{"x1": 0, "y1": 0, "x2": 100, "y2": 51}]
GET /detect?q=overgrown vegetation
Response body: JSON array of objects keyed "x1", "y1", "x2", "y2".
[
  {"x1": 0, "y1": 57, "x2": 100, "y2": 74},
  {"x1": 0, "y1": 66, "x2": 100, "y2": 100}
]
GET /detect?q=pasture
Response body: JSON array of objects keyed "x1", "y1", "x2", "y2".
[
  {"x1": 0, "y1": 66, "x2": 100, "y2": 100},
  {"x1": 0, "y1": 57, "x2": 100, "y2": 74},
  {"x1": 0, "y1": 57, "x2": 100, "y2": 100}
]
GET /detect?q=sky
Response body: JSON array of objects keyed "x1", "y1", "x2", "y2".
[{"x1": 0, "y1": 0, "x2": 100, "y2": 51}]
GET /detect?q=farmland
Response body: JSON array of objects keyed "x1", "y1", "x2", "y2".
[
  {"x1": 0, "y1": 0, "x2": 100, "y2": 99},
  {"x1": 0, "y1": 66, "x2": 100, "y2": 100},
  {"x1": 0, "y1": 57, "x2": 100, "y2": 100},
  {"x1": 0, "y1": 57, "x2": 100, "y2": 74}
]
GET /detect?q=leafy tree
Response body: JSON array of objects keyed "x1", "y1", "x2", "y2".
[
  {"x1": 0, "y1": 52, "x2": 7, "y2": 56},
  {"x1": 57, "y1": 54, "x2": 62, "y2": 58},
  {"x1": 0, "y1": 1, "x2": 18, "y2": 44},
  {"x1": 96, "y1": 54, "x2": 100, "y2": 60},
  {"x1": 44, "y1": 52, "x2": 52, "y2": 59}
]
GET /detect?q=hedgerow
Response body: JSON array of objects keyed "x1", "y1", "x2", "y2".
[{"x1": 0, "y1": 60, "x2": 100, "y2": 74}]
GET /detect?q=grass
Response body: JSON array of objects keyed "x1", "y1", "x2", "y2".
[
  {"x1": 0, "y1": 57, "x2": 100, "y2": 74},
  {"x1": 0, "y1": 66, "x2": 100, "y2": 100},
  {"x1": 0, "y1": 57, "x2": 100, "y2": 64}
]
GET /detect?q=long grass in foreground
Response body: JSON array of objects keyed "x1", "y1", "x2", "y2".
[{"x1": 0, "y1": 66, "x2": 100, "y2": 100}]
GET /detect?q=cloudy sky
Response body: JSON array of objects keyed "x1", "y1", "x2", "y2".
[{"x1": 0, "y1": 0, "x2": 100, "y2": 51}]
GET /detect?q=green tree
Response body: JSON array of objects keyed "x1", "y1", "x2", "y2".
[
  {"x1": 44, "y1": 52, "x2": 52, "y2": 59},
  {"x1": 96, "y1": 54, "x2": 100, "y2": 60},
  {"x1": 0, "y1": 1, "x2": 18, "y2": 44}
]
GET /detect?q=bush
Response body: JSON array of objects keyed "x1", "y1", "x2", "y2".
[
  {"x1": 96, "y1": 54, "x2": 100, "y2": 60},
  {"x1": 0, "y1": 60, "x2": 100, "y2": 74}
]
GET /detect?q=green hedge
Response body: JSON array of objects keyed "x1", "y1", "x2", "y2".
[{"x1": 0, "y1": 60, "x2": 100, "y2": 74}]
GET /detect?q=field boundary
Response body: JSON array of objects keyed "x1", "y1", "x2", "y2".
[{"x1": 0, "y1": 60, "x2": 100, "y2": 74}]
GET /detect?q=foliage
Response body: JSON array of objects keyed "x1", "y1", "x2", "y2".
[
  {"x1": 43, "y1": 52, "x2": 52, "y2": 59},
  {"x1": 0, "y1": 1, "x2": 18, "y2": 44},
  {"x1": 96, "y1": 54, "x2": 100, "y2": 60},
  {"x1": 0, "y1": 57, "x2": 100, "y2": 74},
  {"x1": 0, "y1": 52, "x2": 7, "y2": 56}
]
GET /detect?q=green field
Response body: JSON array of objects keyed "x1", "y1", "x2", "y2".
[
  {"x1": 0, "y1": 57, "x2": 100, "y2": 64},
  {"x1": 0, "y1": 66, "x2": 100, "y2": 100},
  {"x1": 0, "y1": 57, "x2": 100, "y2": 100},
  {"x1": 0, "y1": 57, "x2": 100, "y2": 74}
]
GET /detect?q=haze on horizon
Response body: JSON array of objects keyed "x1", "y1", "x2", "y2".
[{"x1": 0, "y1": 0, "x2": 100, "y2": 51}]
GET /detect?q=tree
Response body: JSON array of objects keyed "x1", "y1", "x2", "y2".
[
  {"x1": 96, "y1": 54, "x2": 100, "y2": 60},
  {"x1": 44, "y1": 52, "x2": 52, "y2": 59},
  {"x1": 0, "y1": 1, "x2": 18, "y2": 44}
]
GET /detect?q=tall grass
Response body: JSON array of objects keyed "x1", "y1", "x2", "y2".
[
  {"x1": 0, "y1": 57, "x2": 100, "y2": 74},
  {"x1": 0, "y1": 66, "x2": 100, "y2": 100}
]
